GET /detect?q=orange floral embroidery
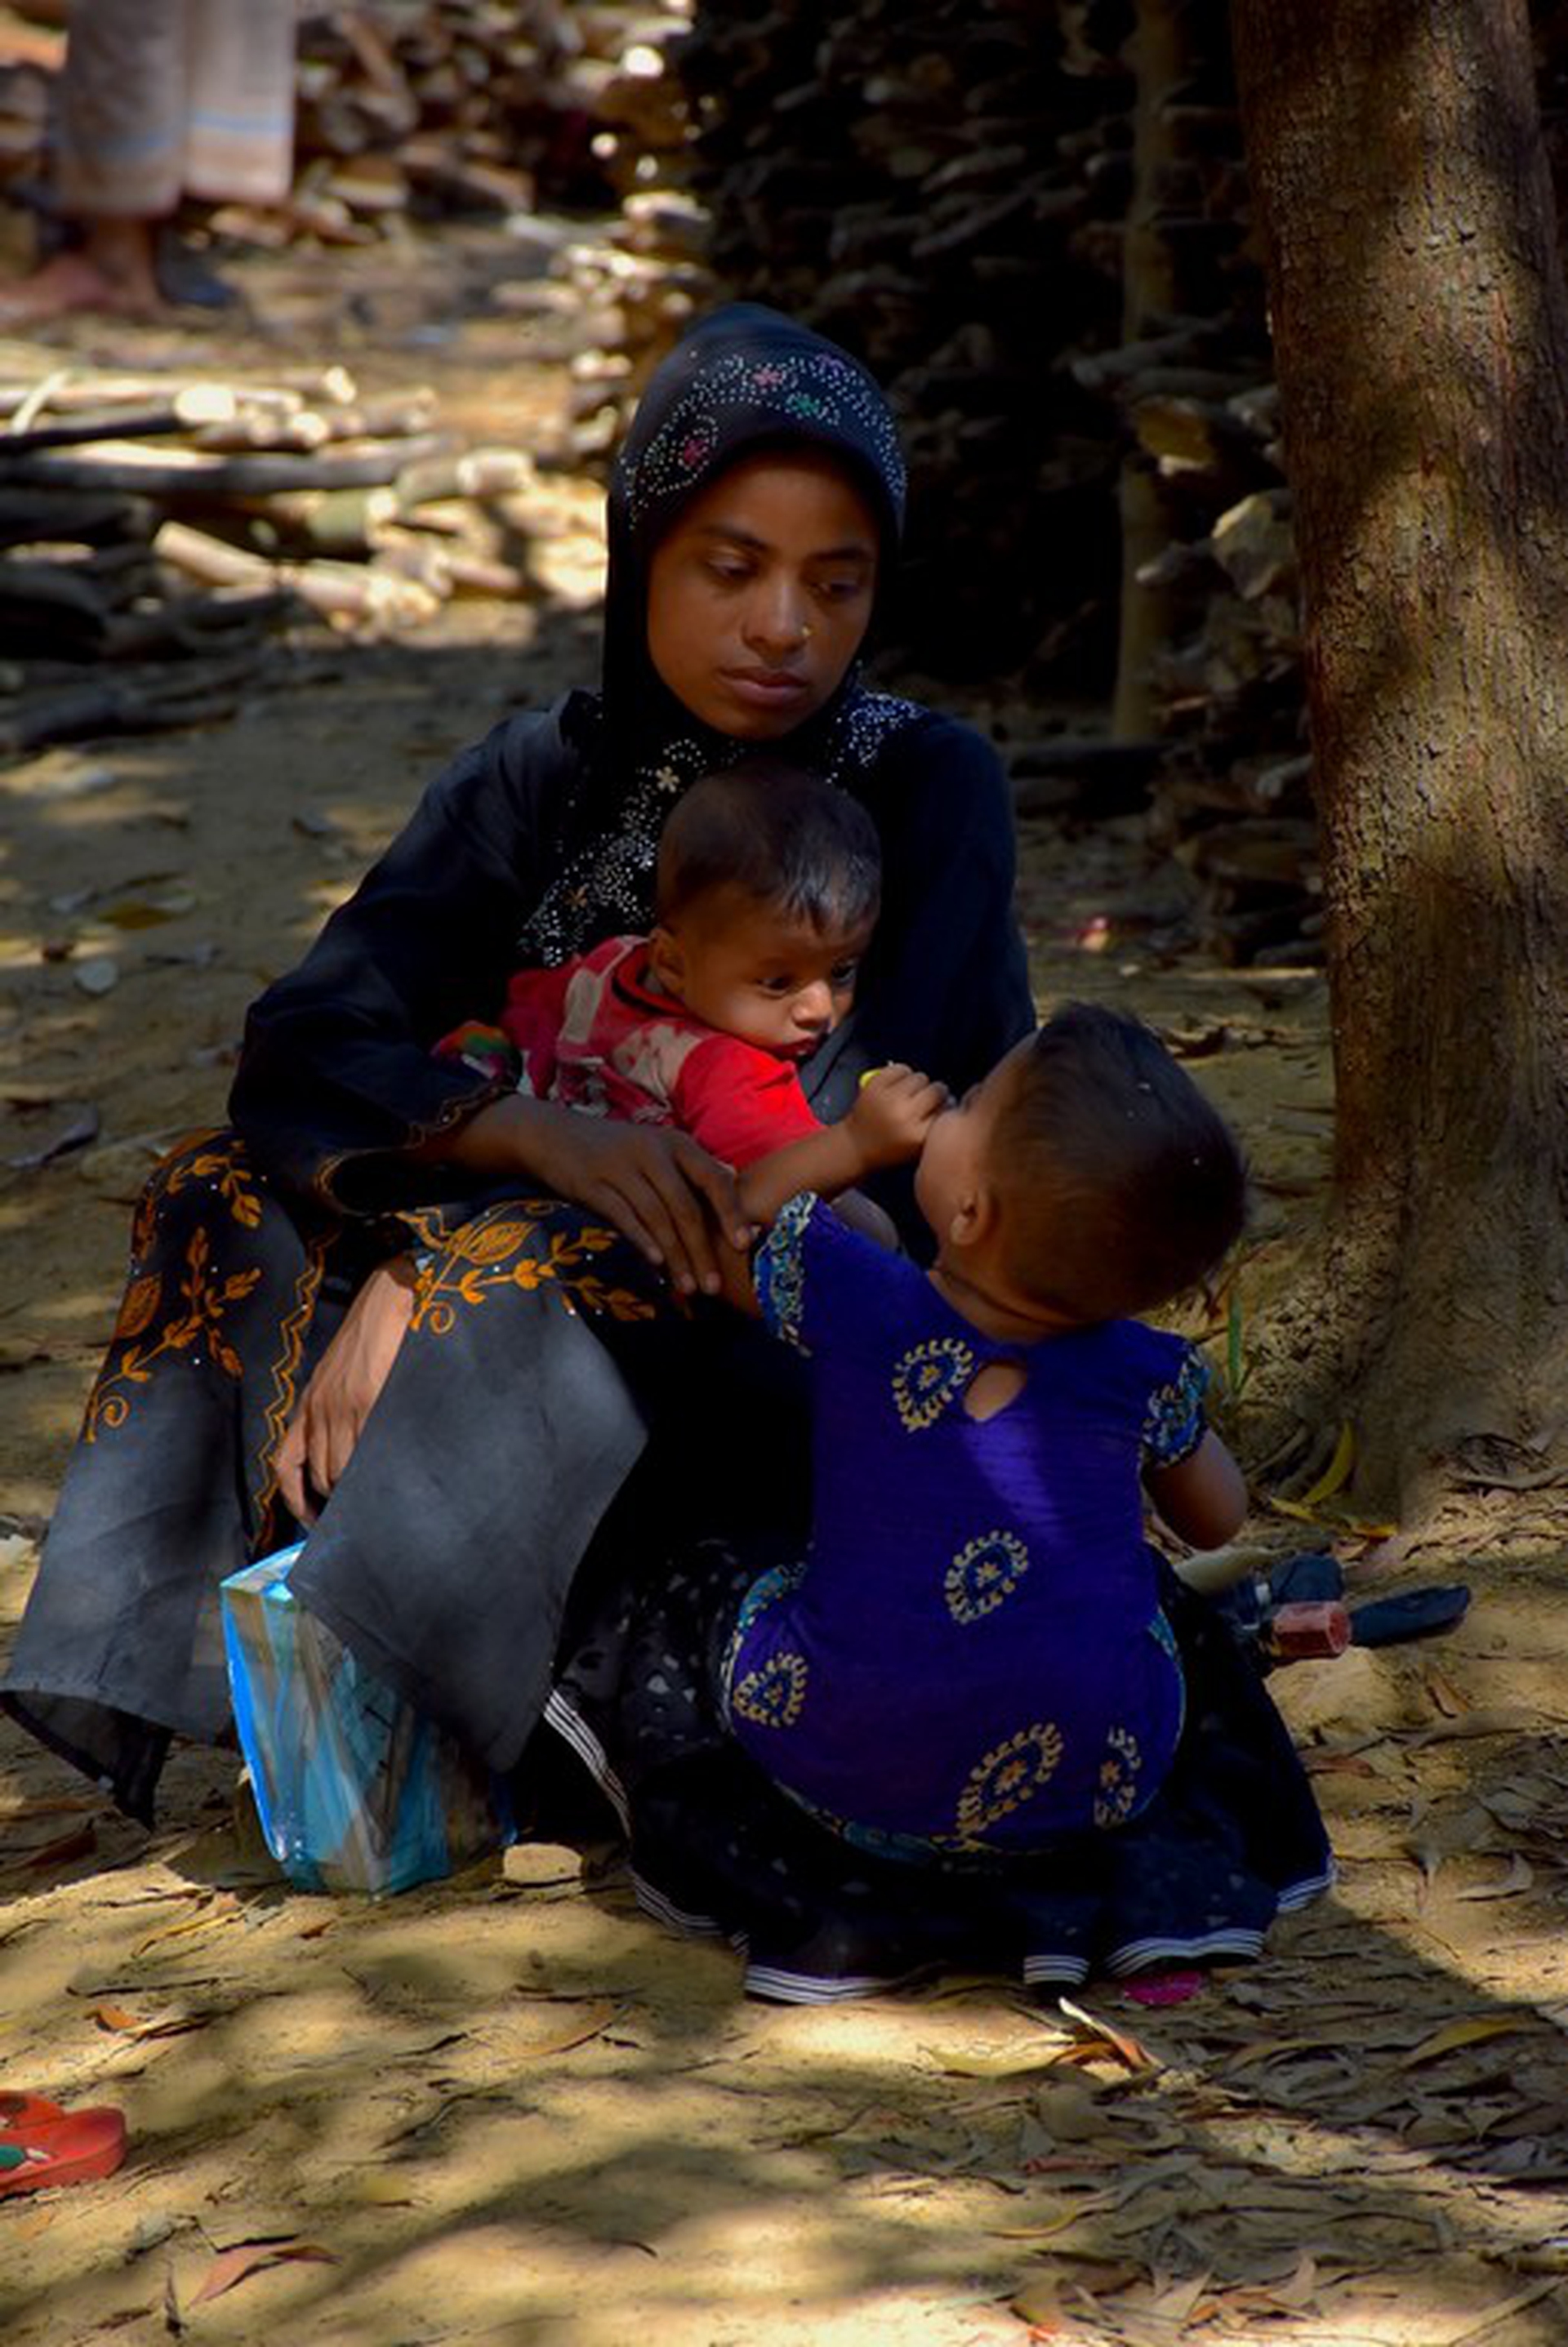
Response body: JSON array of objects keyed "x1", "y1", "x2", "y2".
[
  {"x1": 410, "y1": 1207, "x2": 657, "y2": 1337},
  {"x1": 114, "y1": 1272, "x2": 163, "y2": 1343},
  {"x1": 85, "y1": 1226, "x2": 262, "y2": 1440}
]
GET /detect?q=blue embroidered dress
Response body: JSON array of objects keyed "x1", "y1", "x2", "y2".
[{"x1": 727, "y1": 1193, "x2": 1205, "y2": 1858}]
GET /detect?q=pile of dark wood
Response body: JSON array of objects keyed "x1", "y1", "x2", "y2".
[
  {"x1": 543, "y1": 2, "x2": 718, "y2": 461},
  {"x1": 0, "y1": 364, "x2": 534, "y2": 754}
]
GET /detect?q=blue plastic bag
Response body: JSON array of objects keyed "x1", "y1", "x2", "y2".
[{"x1": 220, "y1": 1543, "x2": 514, "y2": 1895}]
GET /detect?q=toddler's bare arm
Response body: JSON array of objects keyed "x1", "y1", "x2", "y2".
[
  {"x1": 1144, "y1": 1430, "x2": 1249, "y2": 1552},
  {"x1": 736, "y1": 1064, "x2": 945, "y2": 1230}
]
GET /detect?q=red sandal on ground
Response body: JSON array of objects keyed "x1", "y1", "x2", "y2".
[{"x1": 0, "y1": 2091, "x2": 127, "y2": 2196}]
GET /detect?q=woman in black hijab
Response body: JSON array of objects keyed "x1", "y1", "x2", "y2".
[{"x1": 1, "y1": 304, "x2": 1032, "y2": 1818}]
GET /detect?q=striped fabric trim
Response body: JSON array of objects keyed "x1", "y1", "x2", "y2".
[{"x1": 541, "y1": 1688, "x2": 630, "y2": 1835}]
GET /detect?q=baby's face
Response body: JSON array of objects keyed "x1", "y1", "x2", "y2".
[{"x1": 659, "y1": 884, "x2": 874, "y2": 1058}]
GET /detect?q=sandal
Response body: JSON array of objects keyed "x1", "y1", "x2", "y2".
[{"x1": 0, "y1": 2095, "x2": 127, "y2": 2196}]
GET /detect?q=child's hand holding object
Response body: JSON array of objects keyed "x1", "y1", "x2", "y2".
[{"x1": 846, "y1": 1063, "x2": 948, "y2": 1171}]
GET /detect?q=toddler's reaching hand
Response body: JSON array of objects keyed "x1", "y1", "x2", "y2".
[{"x1": 847, "y1": 1063, "x2": 948, "y2": 1169}]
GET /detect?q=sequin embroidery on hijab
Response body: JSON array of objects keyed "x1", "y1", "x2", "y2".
[{"x1": 515, "y1": 305, "x2": 922, "y2": 968}]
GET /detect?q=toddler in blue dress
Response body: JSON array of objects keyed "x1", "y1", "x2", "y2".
[{"x1": 720, "y1": 1000, "x2": 1251, "y2": 1860}]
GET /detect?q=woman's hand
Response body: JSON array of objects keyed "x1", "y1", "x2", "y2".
[
  {"x1": 438, "y1": 1095, "x2": 751, "y2": 1298},
  {"x1": 275, "y1": 1258, "x2": 418, "y2": 1525},
  {"x1": 532, "y1": 1111, "x2": 753, "y2": 1294}
]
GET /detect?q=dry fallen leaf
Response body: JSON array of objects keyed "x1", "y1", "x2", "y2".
[
  {"x1": 1013, "y1": 2259, "x2": 1143, "y2": 2329},
  {"x1": 1220, "y1": 2033, "x2": 1324, "y2": 2073},
  {"x1": 1424, "y1": 1664, "x2": 1469, "y2": 1718},
  {"x1": 1456, "y1": 1854, "x2": 1534, "y2": 1901},
  {"x1": 1399, "y1": 2014, "x2": 1534, "y2": 2068},
  {"x1": 988, "y1": 2194, "x2": 1117, "y2": 2241},
  {"x1": 504, "y1": 1993, "x2": 619, "y2": 2058},
  {"x1": 1147, "y1": 2268, "x2": 1214, "y2": 2323},
  {"x1": 1296, "y1": 1422, "x2": 1355, "y2": 1508},
  {"x1": 1, "y1": 1820, "x2": 97, "y2": 1876},
  {"x1": 188, "y1": 2238, "x2": 336, "y2": 2309},
  {"x1": 93, "y1": 2002, "x2": 211, "y2": 2042},
  {"x1": 1057, "y1": 1997, "x2": 1156, "y2": 2072},
  {"x1": 131, "y1": 1904, "x2": 232, "y2": 1957},
  {"x1": 924, "y1": 2043, "x2": 1073, "y2": 2081},
  {"x1": 92, "y1": 2002, "x2": 144, "y2": 2033}
]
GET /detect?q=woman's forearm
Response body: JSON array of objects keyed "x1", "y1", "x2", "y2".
[{"x1": 408, "y1": 1091, "x2": 580, "y2": 1186}]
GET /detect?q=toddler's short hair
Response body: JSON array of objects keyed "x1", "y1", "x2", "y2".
[
  {"x1": 656, "y1": 759, "x2": 882, "y2": 936},
  {"x1": 993, "y1": 1001, "x2": 1248, "y2": 1323}
]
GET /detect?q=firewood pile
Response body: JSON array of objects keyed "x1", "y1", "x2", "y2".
[
  {"x1": 550, "y1": 1, "x2": 716, "y2": 462},
  {"x1": 0, "y1": 363, "x2": 537, "y2": 754}
]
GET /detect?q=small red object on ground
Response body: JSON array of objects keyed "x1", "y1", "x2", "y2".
[
  {"x1": 0, "y1": 2094, "x2": 127, "y2": 2196},
  {"x1": 1264, "y1": 1599, "x2": 1352, "y2": 1661},
  {"x1": 1121, "y1": 1969, "x2": 1205, "y2": 2006}
]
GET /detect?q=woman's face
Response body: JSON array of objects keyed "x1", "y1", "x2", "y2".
[{"x1": 644, "y1": 449, "x2": 880, "y2": 739}]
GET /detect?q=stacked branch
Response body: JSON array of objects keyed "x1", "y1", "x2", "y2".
[{"x1": 0, "y1": 362, "x2": 537, "y2": 751}]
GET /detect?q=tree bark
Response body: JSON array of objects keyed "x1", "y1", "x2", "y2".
[{"x1": 1229, "y1": 0, "x2": 1568, "y2": 1512}]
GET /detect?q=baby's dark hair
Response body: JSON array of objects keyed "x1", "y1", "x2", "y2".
[
  {"x1": 655, "y1": 758, "x2": 882, "y2": 936},
  {"x1": 991, "y1": 1002, "x2": 1249, "y2": 1323}
]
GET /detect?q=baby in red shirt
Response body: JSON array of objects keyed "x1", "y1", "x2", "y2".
[{"x1": 436, "y1": 759, "x2": 884, "y2": 1171}]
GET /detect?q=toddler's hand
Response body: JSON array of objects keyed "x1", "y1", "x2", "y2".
[{"x1": 847, "y1": 1063, "x2": 947, "y2": 1168}]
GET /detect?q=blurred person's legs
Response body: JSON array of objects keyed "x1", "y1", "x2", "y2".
[{"x1": 0, "y1": 0, "x2": 294, "y2": 323}]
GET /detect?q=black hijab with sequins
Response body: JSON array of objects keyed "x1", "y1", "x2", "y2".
[{"x1": 515, "y1": 304, "x2": 927, "y2": 968}]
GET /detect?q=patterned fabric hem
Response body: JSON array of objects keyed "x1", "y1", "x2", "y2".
[
  {"x1": 742, "y1": 1959, "x2": 938, "y2": 2006},
  {"x1": 627, "y1": 1868, "x2": 735, "y2": 1944},
  {"x1": 1103, "y1": 1928, "x2": 1267, "y2": 1977},
  {"x1": 1274, "y1": 1864, "x2": 1338, "y2": 1912},
  {"x1": 541, "y1": 1689, "x2": 631, "y2": 1834}
]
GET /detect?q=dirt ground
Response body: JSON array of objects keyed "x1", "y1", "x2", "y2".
[{"x1": 4, "y1": 229, "x2": 1568, "y2": 2347}]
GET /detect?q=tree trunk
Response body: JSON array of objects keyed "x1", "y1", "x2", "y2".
[{"x1": 1228, "y1": 0, "x2": 1568, "y2": 1512}]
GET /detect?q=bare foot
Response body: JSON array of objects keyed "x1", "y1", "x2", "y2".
[{"x1": 0, "y1": 247, "x2": 162, "y2": 328}]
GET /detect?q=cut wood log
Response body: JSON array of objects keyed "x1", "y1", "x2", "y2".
[
  {"x1": 0, "y1": 435, "x2": 452, "y2": 501},
  {"x1": 101, "y1": 589, "x2": 295, "y2": 662},
  {"x1": 0, "y1": 488, "x2": 154, "y2": 548},
  {"x1": 152, "y1": 519, "x2": 442, "y2": 629}
]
